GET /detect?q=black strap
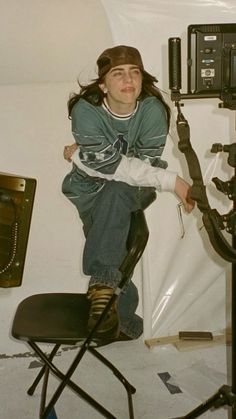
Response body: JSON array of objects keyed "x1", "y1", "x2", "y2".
[{"x1": 176, "y1": 104, "x2": 236, "y2": 263}]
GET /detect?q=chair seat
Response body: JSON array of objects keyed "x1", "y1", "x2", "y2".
[{"x1": 12, "y1": 293, "x2": 91, "y2": 344}]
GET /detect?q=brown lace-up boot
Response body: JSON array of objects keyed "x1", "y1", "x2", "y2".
[{"x1": 87, "y1": 285, "x2": 120, "y2": 338}]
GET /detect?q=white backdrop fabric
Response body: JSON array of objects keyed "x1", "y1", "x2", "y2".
[{"x1": 101, "y1": 0, "x2": 236, "y2": 339}]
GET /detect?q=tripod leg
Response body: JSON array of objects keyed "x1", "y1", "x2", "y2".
[{"x1": 172, "y1": 385, "x2": 235, "y2": 419}]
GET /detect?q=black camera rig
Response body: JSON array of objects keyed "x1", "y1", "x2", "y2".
[
  {"x1": 169, "y1": 23, "x2": 236, "y2": 109},
  {"x1": 168, "y1": 23, "x2": 236, "y2": 263},
  {"x1": 168, "y1": 23, "x2": 236, "y2": 419}
]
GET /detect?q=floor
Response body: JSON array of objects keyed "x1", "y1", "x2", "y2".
[{"x1": 0, "y1": 337, "x2": 231, "y2": 419}]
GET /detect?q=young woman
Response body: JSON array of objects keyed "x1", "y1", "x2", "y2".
[{"x1": 62, "y1": 45, "x2": 194, "y2": 340}]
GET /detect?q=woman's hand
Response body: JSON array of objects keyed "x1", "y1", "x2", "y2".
[
  {"x1": 174, "y1": 175, "x2": 195, "y2": 213},
  {"x1": 63, "y1": 143, "x2": 78, "y2": 162}
]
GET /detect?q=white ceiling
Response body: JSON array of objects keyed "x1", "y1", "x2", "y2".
[{"x1": 0, "y1": 0, "x2": 112, "y2": 85}]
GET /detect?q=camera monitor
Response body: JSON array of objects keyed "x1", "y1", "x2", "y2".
[
  {"x1": 188, "y1": 23, "x2": 236, "y2": 96},
  {"x1": 0, "y1": 172, "x2": 36, "y2": 287}
]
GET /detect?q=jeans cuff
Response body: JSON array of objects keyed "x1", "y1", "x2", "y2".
[
  {"x1": 89, "y1": 269, "x2": 122, "y2": 290},
  {"x1": 120, "y1": 315, "x2": 143, "y2": 339}
]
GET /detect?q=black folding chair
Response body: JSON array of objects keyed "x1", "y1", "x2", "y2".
[{"x1": 11, "y1": 193, "x2": 155, "y2": 419}]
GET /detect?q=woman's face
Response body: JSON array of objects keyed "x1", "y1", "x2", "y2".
[{"x1": 99, "y1": 64, "x2": 142, "y2": 114}]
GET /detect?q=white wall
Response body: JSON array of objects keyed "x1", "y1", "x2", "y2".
[
  {"x1": 101, "y1": 0, "x2": 236, "y2": 338},
  {"x1": 1, "y1": 0, "x2": 236, "y2": 355},
  {"x1": 0, "y1": 0, "x2": 113, "y2": 355}
]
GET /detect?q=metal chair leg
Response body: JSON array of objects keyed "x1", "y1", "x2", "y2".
[
  {"x1": 89, "y1": 347, "x2": 136, "y2": 419},
  {"x1": 28, "y1": 342, "x2": 117, "y2": 419},
  {"x1": 27, "y1": 344, "x2": 60, "y2": 395}
]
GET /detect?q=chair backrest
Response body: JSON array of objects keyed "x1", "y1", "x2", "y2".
[
  {"x1": 119, "y1": 210, "x2": 149, "y2": 283},
  {"x1": 119, "y1": 189, "x2": 156, "y2": 285}
]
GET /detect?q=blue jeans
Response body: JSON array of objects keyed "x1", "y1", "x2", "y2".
[{"x1": 62, "y1": 167, "x2": 155, "y2": 338}]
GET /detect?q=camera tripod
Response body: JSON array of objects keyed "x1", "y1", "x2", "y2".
[
  {"x1": 167, "y1": 26, "x2": 236, "y2": 418},
  {"x1": 171, "y1": 133, "x2": 236, "y2": 419}
]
